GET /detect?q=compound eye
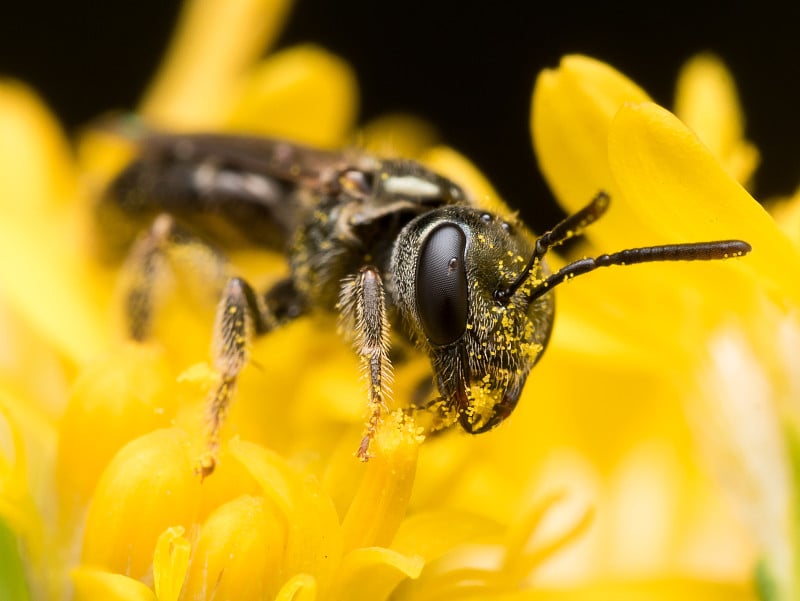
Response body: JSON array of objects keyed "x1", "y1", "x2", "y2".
[{"x1": 416, "y1": 224, "x2": 468, "y2": 346}]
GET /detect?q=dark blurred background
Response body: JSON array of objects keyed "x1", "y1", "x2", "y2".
[{"x1": 0, "y1": 1, "x2": 798, "y2": 230}]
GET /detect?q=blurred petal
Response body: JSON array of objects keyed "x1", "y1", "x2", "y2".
[
  {"x1": 392, "y1": 510, "x2": 501, "y2": 563},
  {"x1": 81, "y1": 428, "x2": 202, "y2": 579},
  {"x1": 0, "y1": 81, "x2": 75, "y2": 212},
  {"x1": 674, "y1": 54, "x2": 759, "y2": 186},
  {"x1": 531, "y1": 55, "x2": 655, "y2": 249},
  {"x1": 358, "y1": 114, "x2": 439, "y2": 159},
  {"x1": 422, "y1": 145, "x2": 514, "y2": 218},
  {"x1": 228, "y1": 45, "x2": 358, "y2": 148},
  {"x1": 331, "y1": 547, "x2": 424, "y2": 601},
  {"x1": 56, "y1": 344, "x2": 177, "y2": 513},
  {"x1": 690, "y1": 324, "x2": 798, "y2": 600},
  {"x1": 72, "y1": 567, "x2": 156, "y2": 601},
  {"x1": 140, "y1": 0, "x2": 294, "y2": 127},
  {"x1": 0, "y1": 396, "x2": 46, "y2": 564},
  {"x1": 607, "y1": 102, "x2": 800, "y2": 307},
  {"x1": 472, "y1": 578, "x2": 753, "y2": 600},
  {"x1": 0, "y1": 83, "x2": 109, "y2": 363},
  {"x1": 768, "y1": 186, "x2": 800, "y2": 249}
]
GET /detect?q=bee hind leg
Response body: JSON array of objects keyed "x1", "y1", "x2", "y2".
[{"x1": 121, "y1": 213, "x2": 228, "y2": 340}]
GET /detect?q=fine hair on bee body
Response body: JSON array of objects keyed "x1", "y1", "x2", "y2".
[{"x1": 97, "y1": 129, "x2": 752, "y2": 477}]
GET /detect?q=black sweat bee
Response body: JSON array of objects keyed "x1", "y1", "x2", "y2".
[{"x1": 97, "y1": 132, "x2": 751, "y2": 475}]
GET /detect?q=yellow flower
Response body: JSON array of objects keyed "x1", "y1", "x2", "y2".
[
  {"x1": 531, "y1": 54, "x2": 800, "y2": 599},
  {"x1": 0, "y1": 0, "x2": 796, "y2": 599}
]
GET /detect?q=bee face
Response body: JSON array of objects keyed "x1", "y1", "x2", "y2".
[{"x1": 390, "y1": 206, "x2": 555, "y2": 433}]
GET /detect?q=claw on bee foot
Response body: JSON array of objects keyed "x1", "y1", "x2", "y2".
[
  {"x1": 356, "y1": 434, "x2": 373, "y2": 461},
  {"x1": 194, "y1": 451, "x2": 217, "y2": 481}
]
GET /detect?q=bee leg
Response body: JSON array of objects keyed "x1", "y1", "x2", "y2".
[
  {"x1": 403, "y1": 394, "x2": 458, "y2": 437},
  {"x1": 338, "y1": 267, "x2": 393, "y2": 461},
  {"x1": 200, "y1": 276, "x2": 307, "y2": 478},
  {"x1": 122, "y1": 214, "x2": 227, "y2": 340}
]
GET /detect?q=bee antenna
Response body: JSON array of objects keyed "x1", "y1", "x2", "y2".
[
  {"x1": 527, "y1": 239, "x2": 752, "y2": 302},
  {"x1": 495, "y1": 190, "x2": 611, "y2": 303}
]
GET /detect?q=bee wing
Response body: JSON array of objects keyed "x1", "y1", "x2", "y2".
[
  {"x1": 99, "y1": 133, "x2": 367, "y2": 253},
  {"x1": 138, "y1": 133, "x2": 355, "y2": 190}
]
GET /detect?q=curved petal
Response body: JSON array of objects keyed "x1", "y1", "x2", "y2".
[
  {"x1": 422, "y1": 146, "x2": 514, "y2": 218},
  {"x1": 275, "y1": 573, "x2": 317, "y2": 601},
  {"x1": 228, "y1": 439, "x2": 343, "y2": 591},
  {"x1": 0, "y1": 395, "x2": 47, "y2": 565},
  {"x1": 0, "y1": 83, "x2": 109, "y2": 364},
  {"x1": 152, "y1": 526, "x2": 190, "y2": 601},
  {"x1": 72, "y1": 568, "x2": 155, "y2": 601},
  {"x1": 340, "y1": 411, "x2": 421, "y2": 551},
  {"x1": 140, "y1": 0, "x2": 294, "y2": 128},
  {"x1": 81, "y1": 428, "x2": 202, "y2": 580},
  {"x1": 227, "y1": 45, "x2": 358, "y2": 148},
  {"x1": 56, "y1": 343, "x2": 177, "y2": 514},
  {"x1": 674, "y1": 54, "x2": 759, "y2": 186},
  {"x1": 391, "y1": 510, "x2": 501, "y2": 562},
  {"x1": 608, "y1": 102, "x2": 800, "y2": 308},
  {"x1": 180, "y1": 495, "x2": 289, "y2": 600},
  {"x1": 531, "y1": 55, "x2": 656, "y2": 250},
  {"x1": 0, "y1": 81, "x2": 75, "y2": 212},
  {"x1": 331, "y1": 547, "x2": 424, "y2": 601},
  {"x1": 357, "y1": 114, "x2": 440, "y2": 159}
]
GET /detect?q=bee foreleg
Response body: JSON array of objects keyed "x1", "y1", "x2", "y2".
[
  {"x1": 338, "y1": 267, "x2": 393, "y2": 461},
  {"x1": 404, "y1": 393, "x2": 459, "y2": 436}
]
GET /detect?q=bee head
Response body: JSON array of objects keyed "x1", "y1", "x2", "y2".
[{"x1": 390, "y1": 206, "x2": 555, "y2": 433}]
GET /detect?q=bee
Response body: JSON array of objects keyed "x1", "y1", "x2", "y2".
[{"x1": 97, "y1": 132, "x2": 751, "y2": 476}]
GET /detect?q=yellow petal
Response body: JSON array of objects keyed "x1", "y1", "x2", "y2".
[
  {"x1": 331, "y1": 547, "x2": 424, "y2": 601},
  {"x1": 422, "y1": 146, "x2": 513, "y2": 218},
  {"x1": 0, "y1": 81, "x2": 75, "y2": 213},
  {"x1": 81, "y1": 428, "x2": 202, "y2": 580},
  {"x1": 153, "y1": 526, "x2": 190, "y2": 601},
  {"x1": 607, "y1": 102, "x2": 800, "y2": 307},
  {"x1": 275, "y1": 573, "x2": 317, "y2": 601},
  {"x1": 228, "y1": 439, "x2": 343, "y2": 590},
  {"x1": 140, "y1": 0, "x2": 294, "y2": 128},
  {"x1": 72, "y1": 567, "x2": 156, "y2": 601},
  {"x1": 180, "y1": 495, "x2": 288, "y2": 600},
  {"x1": 531, "y1": 55, "x2": 655, "y2": 248},
  {"x1": 0, "y1": 398, "x2": 43, "y2": 551},
  {"x1": 392, "y1": 510, "x2": 501, "y2": 562},
  {"x1": 341, "y1": 411, "x2": 421, "y2": 551},
  {"x1": 56, "y1": 343, "x2": 177, "y2": 513},
  {"x1": 692, "y1": 324, "x2": 798, "y2": 600},
  {"x1": 464, "y1": 578, "x2": 753, "y2": 600},
  {"x1": 357, "y1": 114, "x2": 440, "y2": 159},
  {"x1": 674, "y1": 54, "x2": 759, "y2": 186},
  {"x1": 0, "y1": 83, "x2": 109, "y2": 364},
  {"x1": 768, "y1": 186, "x2": 800, "y2": 249},
  {"x1": 227, "y1": 45, "x2": 358, "y2": 148}
]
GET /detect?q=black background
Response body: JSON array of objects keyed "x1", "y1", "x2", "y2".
[{"x1": 0, "y1": 1, "x2": 798, "y2": 230}]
